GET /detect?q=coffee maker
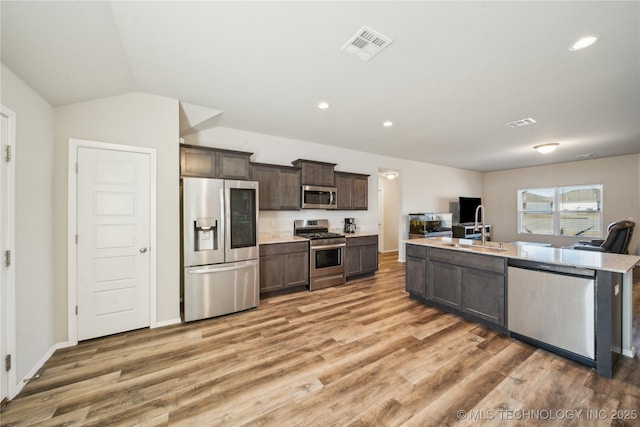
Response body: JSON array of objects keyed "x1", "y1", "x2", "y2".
[{"x1": 344, "y1": 218, "x2": 356, "y2": 233}]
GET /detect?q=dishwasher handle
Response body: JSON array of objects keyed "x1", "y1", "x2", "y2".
[{"x1": 509, "y1": 259, "x2": 595, "y2": 278}]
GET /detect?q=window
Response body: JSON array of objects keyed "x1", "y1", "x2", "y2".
[{"x1": 518, "y1": 185, "x2": 602, "y2": 237}]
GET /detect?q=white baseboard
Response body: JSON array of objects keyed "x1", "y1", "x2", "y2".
[
  {"x1": 13, "y1": 342, "x2": 69, "y2": 398},
  {"x1": 154, "y1": 318, "x2": 182, "y2": 328},
  {"x1": 623, "y1": 346, "x2": 636, "y2": 359}
]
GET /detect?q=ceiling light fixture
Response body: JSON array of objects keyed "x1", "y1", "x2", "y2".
[
  {"x1": 385, "y1": 172, "x2": 398, "y2": 180},
  {"x1": 383, "y1": 121, "x2": 393, "y2": 127},
  {"x1": 317, "y1": 102, "x2": 329, "y2": 110},
  {"x1": 534, "y1": 143, "x2": 559, "y2": 154},
  {"x1": 569, "y1": 35, "x2": 598, "y2": 51}
]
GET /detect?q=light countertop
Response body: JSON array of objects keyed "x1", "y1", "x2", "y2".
[
  {"x1": 344, "y1": 231, "x2": 378, "y2": 238},
  {"x1": 406, "y1": 237, "x2": 640, "y2": 274},
  {"x1": 260, "y1": 231, "x2": 378, "y2": 244},
  {"x1": 259, "y1": 234, "x2": 309, "y2": 245}
]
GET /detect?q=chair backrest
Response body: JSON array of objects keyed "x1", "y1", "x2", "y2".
[{"x1": 600, "y1": 220, "x2": 635, "y2": 254}]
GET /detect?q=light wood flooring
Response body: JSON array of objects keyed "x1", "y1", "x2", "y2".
[{"x1": 2, "y1": 252, "x2": 640, "y2": 426}]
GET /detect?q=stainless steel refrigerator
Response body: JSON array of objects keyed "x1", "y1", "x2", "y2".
[{"x1": 182, "y1": 177, "x2": 259, "y2": 322}]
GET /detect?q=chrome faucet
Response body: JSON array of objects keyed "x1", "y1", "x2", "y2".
[{"x1": 474, "y1": 204, "x2": 488, "y2": 246}]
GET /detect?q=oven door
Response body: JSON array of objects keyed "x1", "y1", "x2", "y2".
[{"x1": 310, "y1": 243, "x2": 345, "y2": 278}]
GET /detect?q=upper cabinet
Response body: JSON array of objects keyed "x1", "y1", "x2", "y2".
[
  {"x1": 335, "y1": 171, "x2": 369, "y2": 210},
  {"x1": 180, "y1": 144, "x2": 252, "y2": 180},
  {"x1": 250, "y1": 162, "x2": 301, "y2": 210},
  {"x1": 291, "y1": 159, "x2": 336, "y2": 186},
  {"x1": 181, "y1": 146, "x2": 368, "y2": 210}
]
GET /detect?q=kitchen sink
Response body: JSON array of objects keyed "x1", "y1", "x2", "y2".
[{"x1": 440, "y1": 242, "x2": 508, "y2": 252}]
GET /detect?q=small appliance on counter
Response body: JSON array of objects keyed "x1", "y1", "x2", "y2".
[
  {"x1": 344, "y1": 218, "x2": 357, "y2": 233},
  {"x1": 408, "y1": 212, "x2": 453, "y2": 239}
]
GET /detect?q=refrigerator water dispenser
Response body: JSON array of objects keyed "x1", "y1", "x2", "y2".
[{"x1": 194, "y1": 217, "x2": 218, "y2": 251}]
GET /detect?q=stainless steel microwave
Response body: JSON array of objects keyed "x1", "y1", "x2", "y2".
[{"x1": 301, "y1": 185, "x2": 337, "y2": 209}]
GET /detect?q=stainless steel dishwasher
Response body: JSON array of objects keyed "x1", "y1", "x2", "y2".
[{"x1": 508, "y1": 259, "x2": 596, "y2": 364}]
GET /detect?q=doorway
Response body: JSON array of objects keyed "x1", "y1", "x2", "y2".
[
  {"x1": 377, "y1": 168, "x2": 401, "y2": 254},
  {"x1": 68, "y1": 139, "x2": 157, "y2": 344},
  {"x1": 1, "y1": 105, "x2": 16, "y2": 402}
]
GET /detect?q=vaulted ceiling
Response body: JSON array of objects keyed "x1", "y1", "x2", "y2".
[{"x1": 2, "y1": 1, "x2": 639, "y2": 171}]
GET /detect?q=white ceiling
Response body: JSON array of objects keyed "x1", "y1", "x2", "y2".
[{"x1": 2, "y1": 1, "x2": 639, "y2": 172}]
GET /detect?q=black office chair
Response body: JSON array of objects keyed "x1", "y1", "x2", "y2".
[{"x1": 571, "y1": 220, "x2": 635, "y2": 254}]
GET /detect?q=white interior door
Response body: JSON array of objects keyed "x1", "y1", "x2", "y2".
[
  {"x1": 1, "y1": 112, "x2": 6, "y2": 403},
  {"x1": 1, "y1": 106, "x2": 16, "y2": 401},
  {"x1": 77, "y1": 147, "x2": 151, "y2": 341}
]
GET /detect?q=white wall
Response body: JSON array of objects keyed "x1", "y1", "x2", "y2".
[
  {"x1": 54, "y1": 92, "x2": 181, "y2": 339},
  {"x1": 483, "y1": 154, "x2": 640, "y2": 254},
  {"x1": 183, "y1": 127, "x2": 484, "y2": 261},
  {"x1": 1, "y1": 64, "x2": 56, "y2": 381}
]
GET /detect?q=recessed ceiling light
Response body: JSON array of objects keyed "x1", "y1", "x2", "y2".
[
  {"x1": 569, "y1": 36, "x2": 598, "y2": 51},
  {"x1": 383, "y1": 121, "x2": 393, "y2": 127},
  {"x1": 534, "y1": 143, "x2": 559, "y2": 154},
  {"x1": 317, "y1": 102, "x2": 329, "y2": 110}
]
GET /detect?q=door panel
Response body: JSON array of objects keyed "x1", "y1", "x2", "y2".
[
  {"x1": 1, "y1": 111, "x2": 10, "y2": 401},
  {"x1": 77, "y1": 147, "x2": 150, "y2": 341},
  {"x1": 224, "y1": 180, "x2": 259, "y2": 262}
]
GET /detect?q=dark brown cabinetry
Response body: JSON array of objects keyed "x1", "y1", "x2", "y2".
[
  {"x1": 406, "y1": 244, "x2": 506, "y2": 330},
  {"x1": 428, "y1": 260, "x2": 462, "y2": 309},
  {"x1": 335, "y1": 172, "x2": 369, "y2": 210},
  {"x1": 405, "y1": 244, "x2": 427, "y2": 299},
  {"x1": 250, "y1": 162, "x2": 301, "y2": 210},
  {"x1": 259, "y1": 241, "x2": 309, "y2": 293},
  {"x1": 291, "y1": 159, "x2": 336, "y2": 186},
  {"x1": 180, "y1": 144, "x2": 252, "y2": 180},
  {"x1": 346, "y1": 235, "x2": 378, "y2": 279}
]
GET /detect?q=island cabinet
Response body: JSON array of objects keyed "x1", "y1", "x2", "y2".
[
  {"x1": 406, "y1": 244, "x2": 507, "y2": 330},
  {"x1": 259, "y1": 241, "x2": 309, "y2": 293},
  {"x1": 405, "y1": 244, "x2": 428, "y2": 299},
  {"x1": 346, "y1": 235, "x2": 378, "y2": 279},
  {"x1": 250, "y1": 162, "x2": 301, "y2": 210},
  {"x1": 180, "y1": 144, "x2": 252, "y2": 180},
  {"x1": 335, "y1": 171, "x2": 369, "y2": 210},
  {"x1": 291, "y1": 159, "x2": 336, "y2": 186}
]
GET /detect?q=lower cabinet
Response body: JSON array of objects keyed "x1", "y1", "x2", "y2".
[
  {"x1": 405, "y1": 244, "x2": 428, "y2": 298},
  {"x1": 259, "y1": 241, "x2": 309, "y2": 293},
  {"x1": 428, "y1": 261, "x2": 462, "y2": 309},
  {"x1": 346, "y1": 235, "x2": 378, "y2": 279},
  {"x1": 406, "y1": 244, "x2": 506, "y2": 329},
  {"x1": 461, "y1": 267, "x2": 505, "y2": 325}
]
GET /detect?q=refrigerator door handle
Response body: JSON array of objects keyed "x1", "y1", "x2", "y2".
[{"x1": 188, "y1": 262, "x2": 255, "y2": 274}]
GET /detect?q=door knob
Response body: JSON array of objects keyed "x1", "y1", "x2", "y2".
[{"x1": 139, "y1": 247, "x2": 147, "y2": 253}]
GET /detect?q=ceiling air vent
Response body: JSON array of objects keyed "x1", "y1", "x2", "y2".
[
  {"x1": 506, "y1": 117, "x2": 537, "y2": 128},
  {"x1": 341, "y1": 26, "x2": 393, "y2": 62}
]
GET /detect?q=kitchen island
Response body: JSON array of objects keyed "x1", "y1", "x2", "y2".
[{"x1": 405, "y1": 237, "x2": 640, "y2": 377}]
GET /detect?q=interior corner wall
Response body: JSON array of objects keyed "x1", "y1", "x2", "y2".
[
  {"x1": 54, "y1": 92, "x2": 181, "y2": 341},
  {"x1": 1, "y1": 63, "x2": 56, "y2": 381},
  {"x1": 483, "y1": 154, "x2": 640, "y2": 254}
]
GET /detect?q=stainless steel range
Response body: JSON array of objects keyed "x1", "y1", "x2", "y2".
[{"x1": 294, "y1": 219, "x2": 346, "y2": 290}]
